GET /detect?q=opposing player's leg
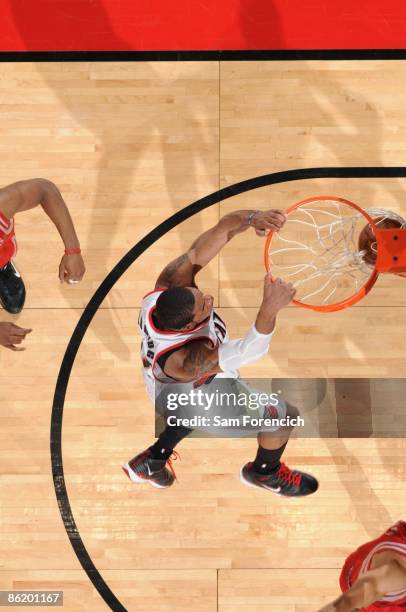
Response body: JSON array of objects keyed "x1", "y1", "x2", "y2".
[
  {"x1": 240, "y1": 402, "x2": 319, "y2": 497},
  {"x1": 122, "y1": 424, "x2": 192, "y2": 489}
]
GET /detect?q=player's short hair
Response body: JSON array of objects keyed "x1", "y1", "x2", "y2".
[{"x1": 156, "y1": 287, "x2": 195, "y2": 330}]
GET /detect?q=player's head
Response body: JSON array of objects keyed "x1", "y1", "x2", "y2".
[{"x1": 155, "y1": 286, "x2": 214, "y2": 331}]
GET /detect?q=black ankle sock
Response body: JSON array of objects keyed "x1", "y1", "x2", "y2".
[
  {"x1": 149, "y1": 425, "x2": 192, "y2": 460},
  {"x1": 253, "y1": 443, "x2": 288, "y2": 475}
]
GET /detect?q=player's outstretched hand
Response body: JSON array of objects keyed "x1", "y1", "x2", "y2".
[
  {"x1": 262, "y1": 274, "x2": 296, "y2": 312},
  {"x1": 252, "y1": 210, "x2": 286, "y2": 236},
  {"x1": 59, "y1": 253, "x2": 86, "y2": 284},
  {"x1": 0, "y1": 322, "x2": 32, "y2": 351}
]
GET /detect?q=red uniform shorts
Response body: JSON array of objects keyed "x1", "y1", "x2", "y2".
[{"x1": 0, "y1": 211, "x2": 17, "y2": 268}]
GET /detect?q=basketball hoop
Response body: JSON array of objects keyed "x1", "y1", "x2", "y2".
[{"x1": 264, "y1": 196, "x2": 406, "y2": 312}]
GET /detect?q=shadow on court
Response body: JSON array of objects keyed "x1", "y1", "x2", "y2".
[{"x1": 9, "y1": 0, "x2": 216, "y2": 359}]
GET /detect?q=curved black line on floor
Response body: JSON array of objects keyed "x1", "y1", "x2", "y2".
[
  {"x1": 3, "y1": 49, "x2": 406, "y2": 62},
  {"x1": 51, "y1": 166, "x2": 406, "y2": 611}
]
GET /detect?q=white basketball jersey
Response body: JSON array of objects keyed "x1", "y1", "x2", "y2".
[{"x1": 139, "y1": 288, "x2": 235, "y2": 388}]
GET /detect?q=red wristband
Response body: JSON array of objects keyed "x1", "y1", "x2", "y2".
[{"x1": 65, "y1": 248, "x2": 81, "y2": 254}]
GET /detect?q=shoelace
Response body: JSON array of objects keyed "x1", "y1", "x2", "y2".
[
  {"x1": 277, "y1": 462, "x2": 302, "y2": 487},
  {"x1": 166, "y1": 451, "x2": 180, "y2": 481}
]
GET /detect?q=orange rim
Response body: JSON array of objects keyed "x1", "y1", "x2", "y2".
[{"x1": 264, "y1": 195, "x2": 379, "y2": 312}]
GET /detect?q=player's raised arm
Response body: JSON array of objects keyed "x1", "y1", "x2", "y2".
[
  {"x1": 0, "y1": 178, "x2": 85, "y2": 284},
  {"x1": 317, "y1": 557, "x2": 406, "y2": 612},
  {"x1": 155, "y1": 208, "x2": 286, "y2": 290}
]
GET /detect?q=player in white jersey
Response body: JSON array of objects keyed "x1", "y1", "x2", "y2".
[{"x1": 122, "y1": 208, "x2": 318, "y2": 497}]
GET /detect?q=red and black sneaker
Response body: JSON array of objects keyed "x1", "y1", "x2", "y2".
[
  {"x1": 240, "y1": 461, "x2": 318, "y2": 497},
  {"x1": 122, "y1": 449, "x2": 178, "y2": 489}
]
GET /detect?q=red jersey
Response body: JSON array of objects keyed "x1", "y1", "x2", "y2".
[
  {"x1": 0, "y1": 211, "x2": 17, "y2": 268},
  {"x1": 340, "y1": 521, "x2": 406, "y2": 610}
]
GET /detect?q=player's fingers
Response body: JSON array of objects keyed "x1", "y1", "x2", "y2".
[
  {"x1": 266, "y1": 211, "x2": 286, "y2": 224},
  {"x1": 10, "y1": 335, "x2": 24, "y2": 344},
  {"x1": 262, "y1": 218, "x2": 282, "y2": 230},
  {"x1": 12, "y1": 332, "x2": 30, "y2": 342},
  {"x1": 283, "y1": 281, "x2": 295, "y2": 293},
  {"x1": 256, "y1": 228, "x2": 268, "y2": 237},
  {"x1": 268, "y1": 213, "x2": 285, "y2": 224},
  {"x1": 261, "y1": 220, "x2": 280, "y2": 230},
  {"x1": 10, "y1": 323, "x2": 32, "y2": 332},
  {"x1": 266, "y1": 209, "x2": 285, "y2": 217},
  {"x1": 11, "y1": 327, "x2": 32, "y2": 337},
  {"x1": 71, "y1": 264, "x2": 85, "y2": 282},
  {"x1": 59, "y1": 261, "x2": 65, "y2": 283},
  {"x1": 6, "y1": 344, "x2": 25, "y2": 352}
]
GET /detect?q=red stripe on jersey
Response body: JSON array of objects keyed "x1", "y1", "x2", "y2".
[
  {"x1": 142, "y1": 287, "x2": 167, "y2": 299},
  {"x1": 148, "y1": 305, "x2": 210, "y2": 335}
]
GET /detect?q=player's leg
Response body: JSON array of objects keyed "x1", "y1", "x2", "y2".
[
  {"x1": 240, "y1": 402, "x2": 319, "y2": 497},
  {"x1": 122, "y1": 424, "x2": 192, "y2": 489}
]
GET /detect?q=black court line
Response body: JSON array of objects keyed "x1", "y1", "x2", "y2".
[
  {"x1": 3, "y1": 49, "x2": 406, "y2": 62},
  {"x1": 51, "y1": 166, "x2": 406, "y2": 612}
]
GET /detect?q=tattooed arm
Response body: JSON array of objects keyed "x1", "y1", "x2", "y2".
[
  {"x1": 154, "y1": 209, "x2": 286, "y2": 289},
  {"x1": 154, "y1": 253, "x2": 202, "y2": 290},
  {"x1": 163, "y1": 339, "x2": 223, "y2": 380}
]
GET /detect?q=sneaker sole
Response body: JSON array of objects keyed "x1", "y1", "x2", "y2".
[
  {"x1": 121, "y1": 464, "x2": 169, "y2": 489},
  {"x1": 240, "y1": 466, "x2": 283, "y2": 496}
]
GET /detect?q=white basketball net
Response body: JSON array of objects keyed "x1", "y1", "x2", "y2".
[{"x1": 267, "y1": 200, "x2": 406, "y2": 307}]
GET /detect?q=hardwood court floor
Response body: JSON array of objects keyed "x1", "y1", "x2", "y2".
[{"x1": 0, "y1": 61, "x2": 405, "y2": 610}]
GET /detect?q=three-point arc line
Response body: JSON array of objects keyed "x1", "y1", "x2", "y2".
[{"x1": 51, "y1": 166, "x2": 406, "y2": 611}]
